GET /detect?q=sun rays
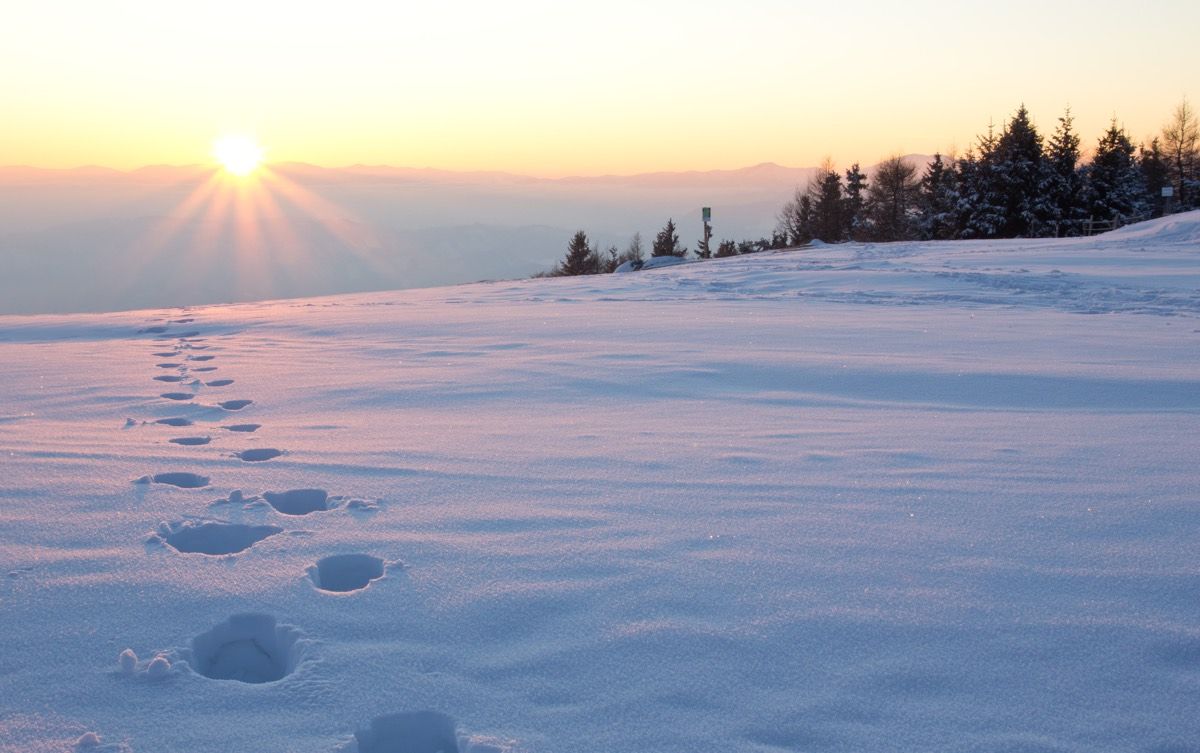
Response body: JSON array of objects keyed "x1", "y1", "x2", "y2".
[{"x1": 128, "y1": 160, "x2": 383, "y2": 304}]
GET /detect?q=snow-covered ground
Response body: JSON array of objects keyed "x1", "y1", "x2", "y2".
[{"x1": 1, "y1": 213, "x2": 1198, "y2": 753}]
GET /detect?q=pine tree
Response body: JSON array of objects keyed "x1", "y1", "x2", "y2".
[
  {"x1": 558, "y1": 230, "x2": 595, "y2": 276},
  {"x1": 1162, "y1": 98, "x2": 1199, "y2": 209},
  {"x1": 1042, "y1": 107, "x2": 1086, "y2": 235},
  {"x1": 809, "y1": 162, "x2": 845, "y2": 242},
  {"x1": 866, "y1": 156, "x2": 919, "y2": 241},
  {"x1": 1140, "y1": 139, "x2": 1170, "y2": 217},
  {"x1": 1083, "y1": 120, "x2": 1147, "y2": 222},
  {"x1": 651, "y1": 219, "x2": 686, "y2": 257},
  {"x1": 602, "y1": 245, "x2": 620, "y2": 273},
  {"x1": 957, "y1": 124, "x2": 1006, "y2": 238},
  {"x1": 916, "y1": 153, "x2": 959, "y2": 240},
  {"x1": 843, "y1": 163, "x2": 869, "y2": 240},
  {"x1": 993, "y1": 105, "x2": 1048, "y2": 236}
]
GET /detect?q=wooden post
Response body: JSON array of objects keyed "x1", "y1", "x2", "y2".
[{"x1": 701, "y1": 207, "x2": 712, "y2": 257}]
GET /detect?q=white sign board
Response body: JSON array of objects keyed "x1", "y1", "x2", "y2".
[{"x1": 1162, "y1": 186, "x2": 1175, "y2": 197}]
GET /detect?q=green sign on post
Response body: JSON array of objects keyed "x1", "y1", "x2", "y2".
[{"x1": 702, "y1": 207, "x2": 711, "y2": 222}]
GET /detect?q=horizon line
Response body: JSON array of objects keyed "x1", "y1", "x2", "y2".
[{"x1": 0, "y1": 156, "x2": 938, "y2": 183}]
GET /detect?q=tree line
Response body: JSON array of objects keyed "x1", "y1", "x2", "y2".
[
  {"x1": 781, "y1": 99, "x2": 1198, "y2": 244},
  {"x1": 547, "y1": 98, "x2": 1197, "y2": 275}
]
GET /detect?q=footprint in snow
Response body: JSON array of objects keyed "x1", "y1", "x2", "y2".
[
  {"x1": 169, "y1": 436, "x2": 211, "y2": 446},
  {"x1": 138, "y1": 325, "x2": 168, "y2": 334},
  {"x1": 160, "y1": 392, "x2": 194, "y2": 401},
  {"x1": 350, "y1": 712, "x2": 488, "y2": 753},
  {"x1": 205, "y1": 379, "x2": 233, "y2": 386},
  {"x1": 137, "y1": 472, "x2": 210, "y2": 488},
  {"x1": 156, "y1": 363, "x2": 182, "y2": 369},
  {"x1": 154, "y1": 375, "x2": 186, "y2": 383},
  {"x1": 155, "y1": 417, "x2": 193, "y2": 427},
  {"x1": 183, "y1": 613, "x2": 306, "y2": 683},
  {"x1": 156, "y1": 520, "x2": 282, "y2": 555},
  {"x1": 187, "y1": 354, "x2": 215, "y2": 361},
  {"x1": 309, "y1": 554, "x2": 385, "y2": 593},
  {"x1": 223, "y1": 423, "x2": 260, "y2": 432},
  {"x1": 236, "y1": 448, "x2": 283, "y2": 462},
  {"x1": 263, "y1": 489, "x2": 333, "y2": 515},
  {"x1": 219, "y1": 399, "x2": 252, "y2": 411},
  {"x1": 151, "y1": 351, "x2": 178, "y2": 357},
  {"x1": 193, "y1": 366, "x2": 218, "y2": 372}
]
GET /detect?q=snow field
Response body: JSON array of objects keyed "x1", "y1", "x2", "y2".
[{"x1": 1, "y1": 213, "x2": 1198, "y2": 752}]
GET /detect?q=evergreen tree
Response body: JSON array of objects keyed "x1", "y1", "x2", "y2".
[
  {"x1": 1042, "y1": 107, "x2": 1086, "y2": 235},
  {"x1": 956, "y1": 124, "x2": 1006, "y2": 238},
  {"x1": 866, "y1": 156, "x2": 919, "y2": 241},
  {"x1": 558, "y1": 230, "x2": 595, "y2": 276},
  {"x1": 714, "y1": 239, "x2": 738, "y2": 258},
  {"x1": 916, "y1": 153, "x2": 959, "y2": 240},
  {"x1": 1083, "y1": 120, "x2": 1147, "y2": 221},
  {"x1": 1162, "y1": 98, "x2": 1199, "y2": 209},
  {"x1": 651, "y1": 219, "x2": 686, "y2": 257},
  {"x1": 809, "y1": 162, "x2": 845, "y2": 242},
  {"x1": 843, "y1": 163, "x2": 869, "y2": 240},
  {"x1": 993, "y1": 105, "x2": 1048, "y2": 236},
  {"x1": 1139, "y1": 139, "x2": 1171, "y2": 217},
  {"x1": 601, "y1": 245, "x2": 620, "y2": 273}
]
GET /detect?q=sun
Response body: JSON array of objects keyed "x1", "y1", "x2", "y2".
[{"x1": 212, "y1": 135, "x2": 263, "y2": 177}]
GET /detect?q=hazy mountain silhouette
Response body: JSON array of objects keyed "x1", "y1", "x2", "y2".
[{"x1": 0, "y1": 158, "x2": 931, "y2": 314}]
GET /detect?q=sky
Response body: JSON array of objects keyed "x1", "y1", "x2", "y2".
[{"x1": 2, "y1": 0, "x2": 1196, "y2": 176}]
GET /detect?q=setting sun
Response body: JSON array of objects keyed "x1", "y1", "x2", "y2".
[{"x1": 212, "y1": 135, "x2": 263, "y2": 176}]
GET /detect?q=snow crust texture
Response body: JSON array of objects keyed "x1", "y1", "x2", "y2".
[{"x1": 1, "y1": 212, "x2": 1199, "y2": 752}]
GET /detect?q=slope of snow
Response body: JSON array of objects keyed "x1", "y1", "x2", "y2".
[{"x1": 1, "y1": 213, "x2": 1198, "y2": 752}]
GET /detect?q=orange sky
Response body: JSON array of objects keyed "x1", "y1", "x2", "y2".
[{"x1": 2, "y1": 0, "x2": 1195, "y2": 176}]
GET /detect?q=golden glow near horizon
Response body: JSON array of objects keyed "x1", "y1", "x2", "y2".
[
  {"x1": 212, "y1": 135, "x2": 263, "y2": 177},
  {"x1": 1, "y1": 0, "x2": 1197, "y2": 175}
]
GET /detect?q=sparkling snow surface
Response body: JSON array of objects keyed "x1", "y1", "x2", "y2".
[{"x1": 2, "y1": 214, "x2": 1199, "y2": 752}]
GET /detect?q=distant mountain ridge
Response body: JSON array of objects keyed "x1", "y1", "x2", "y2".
[
  {"x1": 0, "y1": 156, "x2": 936, "y2": 315},
  {"x1": 0, "y1": 156, "x2": 934, "y2": 187}
]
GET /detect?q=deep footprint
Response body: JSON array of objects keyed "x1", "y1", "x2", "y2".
[
  {"x1": 160, "y1": 392, "x2": 194, "y2": 401},
  {"x1": 354, "y1": 712, "x2": 460, "y2": 753},
  {"x1": 138, "y1": 325, "x2": 168, "y2": 334},
  {"x1": 152, "y1": 351, "x2": 178, "y2": 357},
  {"x1": 263, "y1": 489, "x2": 330, "y2": 515},
  {"x1": 206, "y1": 379, "x2": 234, "y2": 386},
  {"x1": 236, "y1": 448, "x2": 283, "y2": 462},
  {"x1": 186, "y1": 614, "x2": 304, "y2": 683},
  {"x1": 187, "y1": 355, "x2": 215, "y2": 361},
  {"x1": 223, "y1": 423, "x2": 260, "y2": 433},
  {"x1": 169, "y1": 436, "x2": 211, "y2": 446},
  {"x1": 219, "y1": 399, "x2": 252, "y2": 411},
  {"x1": 152, "y1": 472, "x2": 210, "y2": 488},
  {"x1": 309, "y1": 554, "x2": 384, "y2": 593},
  {"x1": 156, "y1": 363, "x2": 182, "y2": 369},
  {"x1": 161, "y1": 521, "x2": 282, "y2": 555},
  {"x1": 155, "y1": 417, "x2": 194, "y2": 427},
  {"x1": 154, "y1": 375, "x2": 186, "y2": 382}
]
